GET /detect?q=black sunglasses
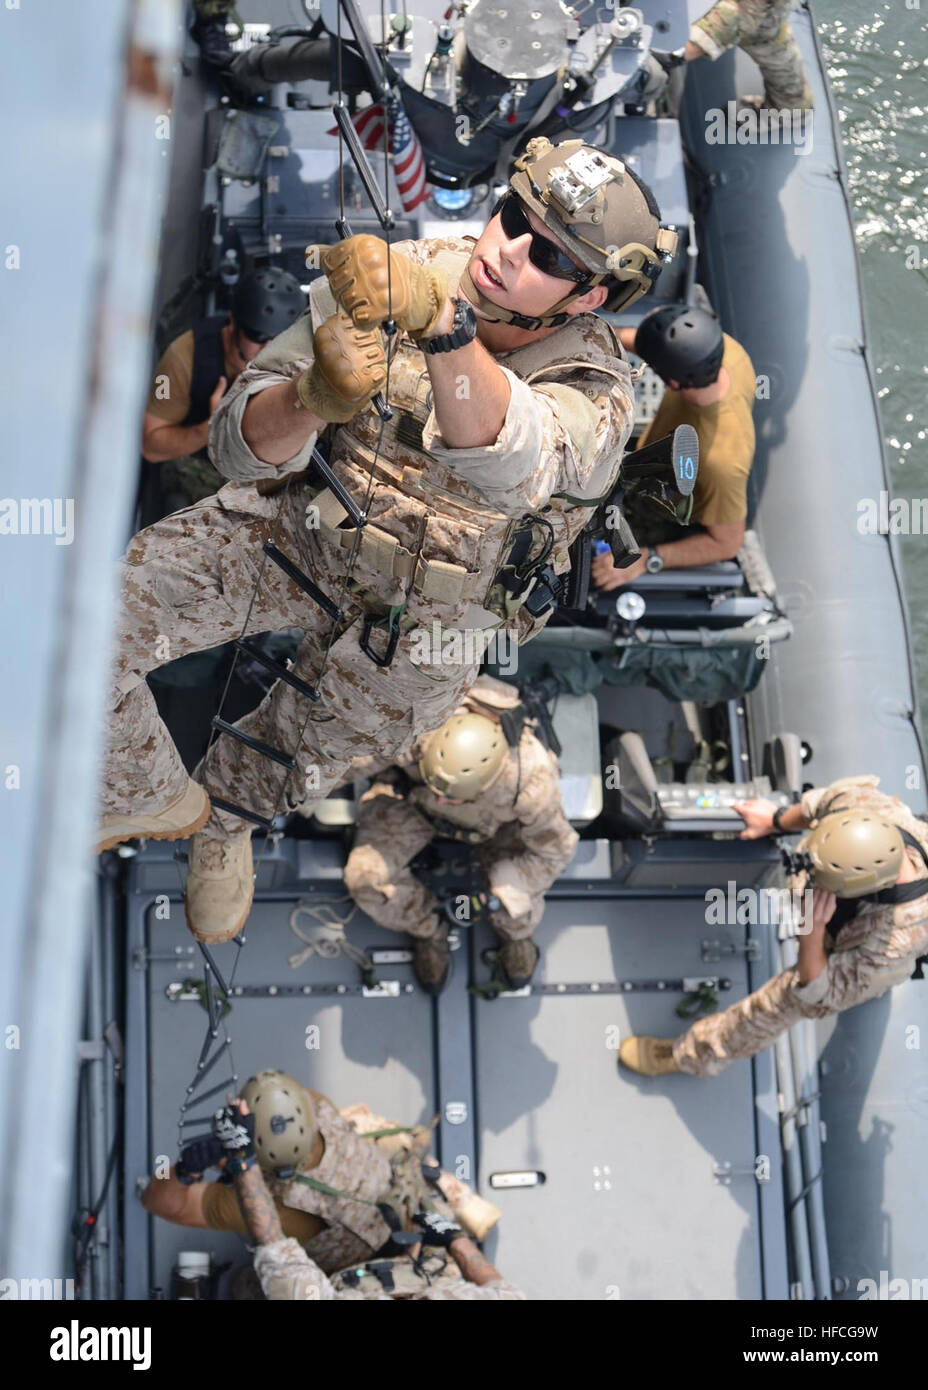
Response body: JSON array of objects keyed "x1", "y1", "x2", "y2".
[{"x1": 492, "y1": 193, "x2": 593, "y2": 285}]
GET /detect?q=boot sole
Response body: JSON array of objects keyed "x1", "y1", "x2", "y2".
[
  {"x1": 184, "y1": 881, "x2": 255, "y2": 946},
  {"x1": 95, "y1": 790, "x2": 211, "y2": 855}
]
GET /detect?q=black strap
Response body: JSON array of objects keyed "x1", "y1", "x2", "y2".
[
  {"x1": 497, "y1": 524, "x2": 537, "y2": 595},
  {"x1": 498, "y1": 705, "x2": 526, "y2": 750},
  {"x1": 182, "y1": 315, "x2": 227, "y2": 429}
]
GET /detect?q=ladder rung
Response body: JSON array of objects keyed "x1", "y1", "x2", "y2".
[
  {"x1": 197, "y1": 943, "x2": 231, "y2": 1000},
  {"x1": 208, "y1": 796, "x2": 275, "y2": 830},
  {"x1": 211, "y1": 717, "x2": 296, "y2": 771},
  {"x1": 235, "y1": 639, "x2": 320, "y2": 702},
  {"x1": 263, "y1": 543, "x2": 343, "y2": 622},
  {"x1": 310, "y1": 448, "x2": 367, "y2": 527}
]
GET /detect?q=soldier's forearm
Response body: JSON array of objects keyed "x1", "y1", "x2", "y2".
[
  {"x1": 241, "y1": 379, "x2": 325, "y2": 466},
  {"x1": 779, "y1": 803, "x2": 809, "y2": 834},
  {"x1": 140, "y1": 1168, "x2": 190, "y2": 1220},
  {"x1": 797, "y1": 934, "x2": 828, "y2": 984},
  {"x1": 447, "y1": 1235, "x2": 503, "y2": 1286},
  {"x1": 232, "y1": 1163, "x2": 285, "y2": 1246},
  {"x1": 646, "y1": 528, "x2": 741, "y2": 570},
  {"x1": 142, "y1": 420, "x2": 210, "y2": 463},
  {"x1": 424, "y1": 318, "x2": 511, "y2": 449}
]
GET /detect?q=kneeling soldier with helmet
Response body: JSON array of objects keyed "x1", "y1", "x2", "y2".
[
  {"x1": 344, "y1": 676, "x2": 579, "y2": 994},
  {"x1": 141, "y1": 1070, "x2": 500, "y2": 1272},
  {"x1": 215, "y1": 1099, "x2": 526, "y2": 1301},
  {"x1": 620, "y1": 776, "x2": 928, "y2": 1078}
]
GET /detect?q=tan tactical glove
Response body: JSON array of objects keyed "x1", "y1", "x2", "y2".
[
  {"x1": 312, "y1": 234, "x2": 448, "y2": 338},
  {"x1": 295, "y1": 312, "x2": 387, "y2": 423}
]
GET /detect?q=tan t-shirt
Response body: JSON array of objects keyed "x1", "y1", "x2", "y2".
[
  {"x1": 637, "y1": 332, "x2": 756, "y2": 527},
  {"x1": 145, "y1": 325, "x2": 239, "y2": 425}
]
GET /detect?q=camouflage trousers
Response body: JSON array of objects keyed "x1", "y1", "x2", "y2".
[
  {"x1": 254, "y1": 1238, "x2": 526, "y2": 1301},
  {"x1": 344, "y1": 786, "x2": 537, "y2": 941},
  {"x1": 101, "y1": 483, "x2": 476, "y2": 838},
  {"x1": 673, "y1": 966, "x2": 806, "y2": 1077},
  {"x1": 691, "y1": 0, "x2": 814, "y2": 110}
]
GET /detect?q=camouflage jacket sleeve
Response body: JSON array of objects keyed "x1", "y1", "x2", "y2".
[
  {"x1": 690, "y1": 0, "x2": 758, "y2": 59},
  {"x1": 799, "y1": 775, "x2": 925, "y2": 837},
  {"x1": 484, "y1": 734, "x2": 579, "y2": 919},
  {"x1": 253, "y1": 1236, "x2": 336, "y2": 1301},
  {"x1": 790, "y1": 776, "x2": 928, "y2": 1012},
  {"x1": 420, "y1": 322, "x2": 635, "y2": 520},
  {"x1": 788, "y1": 898, "x2": 928, "y2": 1014},
  {"x1": 207, "y1": 308, "x2": 321, "y2": 484}
]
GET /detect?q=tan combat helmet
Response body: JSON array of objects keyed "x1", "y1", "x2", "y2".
[
  {"x1": 239, "y1": 1070, "x2": 317, "y2": 1174},
  {"x1": 800, "y1": 809, "x2": 906, "y2": 897},
  {"x1": 460, "y1": 136, "x2": 678, "y2": 328},
  {"x1": 419, "y1": 711, "x2": 508, "y2": 801}
]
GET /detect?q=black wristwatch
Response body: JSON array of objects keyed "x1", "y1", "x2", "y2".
[
  {"x1": 422, "y1": 297, "x2": 478, "y2": 354},
  {"x1": 772, "y1": 804, "x2": 789, "y2": 833}
]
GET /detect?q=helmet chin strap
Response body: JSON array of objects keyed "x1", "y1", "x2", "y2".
[{"x1": 458, "y1": 265, "x2": 591, "y2": 331}]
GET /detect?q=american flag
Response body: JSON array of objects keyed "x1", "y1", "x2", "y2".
[{"x1": 328, "y1": 93, "x2": 430, "y2": 214}]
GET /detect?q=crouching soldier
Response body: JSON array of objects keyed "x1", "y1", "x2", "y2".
[
  {"x1": 217, "y1": 1101, "x2": 526, "y2": 1302},
  {"x1": 620, "y1": 776, "x2": 928, "y2": 1078},
  {"x1": 141, "y1": 1070, "x2": 499, "y2": 1270},
  {"x1": 344, "y1": 676, "x2": 579, "y2": 994}
]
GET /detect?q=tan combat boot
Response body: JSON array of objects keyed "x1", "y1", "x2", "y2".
[
  {"x1": 618, "y1": 1036, "x2": 681, "y2": 1077},
  {"x1": 184, "y1": 831, "x2": 255, "y2": 944},
  {"x1": 413, "y1": 924, "x2": 452, "y2": 996},
  {"x1": 498, "y1": 939, "x2": 540, "y2": 990},
  {"x1": 95, "y1": 778, "x2": 210, "y2": 854}
]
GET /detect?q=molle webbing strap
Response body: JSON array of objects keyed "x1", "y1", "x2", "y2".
[{"x1": 314, "y1": 487, "x2": 480, "y2": 603}]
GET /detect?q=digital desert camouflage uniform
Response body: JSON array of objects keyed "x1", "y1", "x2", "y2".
[
  {"x1": 690, "y1": 0, "x2": 814, "y2": 110},
  {"x1": 674, "y1": 777, "x2": 928, "y2": 1077},
  {"x1": 344, "y1": 675, "x2": 579, "y2": 943},
  {"x1": 217, "y1": 1096, "x2": 500, "y2": 1302},
  {"x1": 101, "y1": 237, "x2": 633, "y2": 840},
  {"x1": 253, "y1": 1237, "x2": 526, "y2": 1301},
  {"x1": 260, "y1": 1095, "x2": 471, "y2": 1270}
]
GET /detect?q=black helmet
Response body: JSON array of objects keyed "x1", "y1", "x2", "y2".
[
  {"x1": 634, "y1": 305, "x2": 724, "y2": 388},
  {"x1": 232, "y1": 267, "x2": 306, "y2": 342}
]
